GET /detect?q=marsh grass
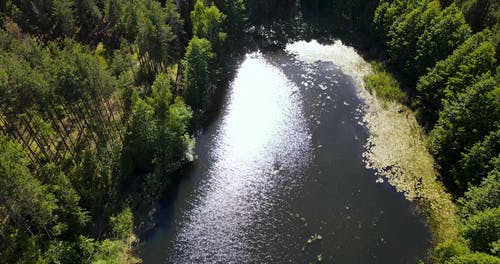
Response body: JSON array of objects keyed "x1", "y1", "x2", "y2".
[
  {"x1": 363, "y1": 62, "x2": 407, "y2": 104},
  {"x1": 337, "y1": 51, "x2": 460, "y2": 244},
  {"x1": 362, "y1": 100, "x2": 460, "y2": 243},
  {"x1": 286, "y1": 40, "x2": 461, "y2": 246}
]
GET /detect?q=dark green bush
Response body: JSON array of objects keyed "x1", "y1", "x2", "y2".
[{"x1": 364, "y1": 64, "x2": 407, "y2": 103}]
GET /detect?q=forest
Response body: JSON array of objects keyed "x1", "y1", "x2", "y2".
[
  {"x1": 372, "y1": 0, "x2": 499, "y2": 262},
  {"x1": 0, "y1": 0, "x2": 244, "y2": 262},
  {"x1": 0, "y1": 0, "x2": 499, "y2": 263}
]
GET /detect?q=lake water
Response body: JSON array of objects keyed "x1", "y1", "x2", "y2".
[{"x1": 140, "y1": 40, "x2": 430, "y2": 263}]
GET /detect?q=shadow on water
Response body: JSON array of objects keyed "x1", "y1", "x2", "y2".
[{"x1": 247, "y1": 0, "x2": 382, "y2": 57}]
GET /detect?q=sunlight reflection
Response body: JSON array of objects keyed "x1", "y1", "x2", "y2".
[{"x1": 172, "y1": 52, "x2": 312, "y2": 262}]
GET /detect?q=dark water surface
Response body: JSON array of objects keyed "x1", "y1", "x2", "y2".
[{"x1": 140, "y1": 41, "x2": 430, "y2": 263}]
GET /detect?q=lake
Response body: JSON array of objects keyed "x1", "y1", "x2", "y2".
[{"x1": 139, "y1": 40, "x2": 430, "y2": 263}]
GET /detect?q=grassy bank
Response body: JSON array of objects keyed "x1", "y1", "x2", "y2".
[
  {"x1": 361, "y1": 64, "x2": 461, "y2": 244},
  {"x1": 336, "y1": 58, "x2": 461, "y2": 249},
  {"x1": 289, "y1": 39, "x2": 462, "y2": 248}
]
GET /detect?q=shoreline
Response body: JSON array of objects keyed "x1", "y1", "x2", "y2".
[
  {"x1": 287, "y1": 40, "x2": 461, "y2": 246},
  {"x1": 345, "y1": 43, "x2": 461, "y2": 245}
]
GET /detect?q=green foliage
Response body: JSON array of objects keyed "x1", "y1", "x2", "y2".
[
  {"x1": 373, "y1": 0, "x2": 500, "y2": 261},
  {"x1": 434, "y1": 241, "x2": 470, "y2": 264},
  {"x1": 0, "y1": 134, "x2": 58, "y2": 263},
  {"x1": 384, "y1": 1, "x2": 471, "y2": 80},
  {"x1": 429, "y1": 74, "x2": 499, "y2": 192},
  {"x1": 416, "y1": 30, "x2": 496, "y2": 126},
  {"x1": 161, "y1": 97, "x2": 194, "y2": 165},
  {"x1": 152, "y1": 74, "x2": 193, "y2": 173},
  {"x1": 0, "y1": 24, "x2": 148, "y2": 262},
  {"x1": 52, "y1": 0, "x2": 77, "y2": 37},
  {"x1": 43, "y1": 165, "x2": 90, "y2": 239},
  {"x1": 457, "y1": 0, "x2": 500, "y2": 32},
  {"x1": 387, "y1": 0, "x2": 440, "y2": 78},
  {"x1": 0, "y1": 0, "x2": 223, "y2": 262},
  {"x1": 0, "y1": 32, "x2": 53, "y2": 113},
  {"x1": 434, "y1": 241, "x2": 500, "y2": 263},
  {"x1": 0, "y1": 134, "x2": 57, "y2": 233},
  {"x1": 3, "y1": 0, "x2": 183, "y2": 85},
  {"x1": 134, "y1": 0, "x2": 182, "y2": 74},
  {"x1": 191, "y1": 0, "x2": 227, "y2": 53},
  {"x1": 459, "y1": 169, "x2": 500, "y2": 218},
  {"x1": 455, "y1": 129, "x2": 500, "y2": 188},
  {"x1": 447, "y1": 252, "x2": 500, "y2": 263},
  {"x1": 125, "y1": 97, "x2": 158, "y2": 172},
  {"x1": 75, "y1": 0, "x2": 102, "y2": 36},
  {"x1": 122, "y1": 73, "x2": 193, "y2": 202},
  {"x1": 110, "y1": 208, "x2": 133, "y2": 240},
  {"x1": 373, "y1": 0, "x2": 422, "y2": 40},
  {"x1": 364, "y1": 63, "x2": 407, "y2": 103},
  {"x1": 461, "y1": 207, "x2": 500, "y2": 255},
  {"x1": 79, "y1": 234, "x2": 137, "y2": 264},
  {"x1": 414, "y1": 4, "x2": 471, "y2": 76},
  {"x1": 150, "y1": 73, "x2": 173, "y2": 121},
  {"x1": 209, "y1": 0, "x2": 246, "y2": 41},
  {"x1": 183, "y1": 37, "x2": 216, "y2": 115},
  {"x1": 91, "y1": 239, "x2": 129, "y2": 264}
]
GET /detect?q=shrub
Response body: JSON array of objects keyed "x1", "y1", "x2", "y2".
[{"x1": 364, "y1": 63, "x2": 407, "y2": 103}]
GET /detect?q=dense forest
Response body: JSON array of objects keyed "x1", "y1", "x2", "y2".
[
  {"x1": 371, "y1": 0, "x2": 499, "y2": 262},
  {"x1": 0, "y1": 0, "x2": 244, "y2": 262},
  {"x1": 0, "y1": 0, "x2": 499, "y2": 263}
]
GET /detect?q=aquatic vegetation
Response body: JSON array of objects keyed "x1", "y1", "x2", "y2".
[
  {"x1": 363, "y1": 62, "x2": 407, "y2": 104},
  {"x1": 362, "y1": 99, "x2": 460, "y2": 243},
  {"x1": 293, "y1": 40, "x2": 462, "y2": 243}
]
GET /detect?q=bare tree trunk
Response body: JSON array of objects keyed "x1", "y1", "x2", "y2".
[
  {"x1": 21, "y1": 116, "x2": 50, "y2": 161},
  {"x1": 0, "y1": 197, "x2": 34, "y2": 237},
  {"x1": 0, "y1": 115, "x2": 41, "y2": 165}
]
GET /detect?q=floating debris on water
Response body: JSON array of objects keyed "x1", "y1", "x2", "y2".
[{"x1": 307, "y1": 233, "x2": 323, "y2": 244}]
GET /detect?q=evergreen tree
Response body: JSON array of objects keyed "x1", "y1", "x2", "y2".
[
  {"x1": 416, "y1": 30, "x2": 496, "y2": 127},
  {"x1": 182, "y1": 37, "x2": 216, "y2": 116}
]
